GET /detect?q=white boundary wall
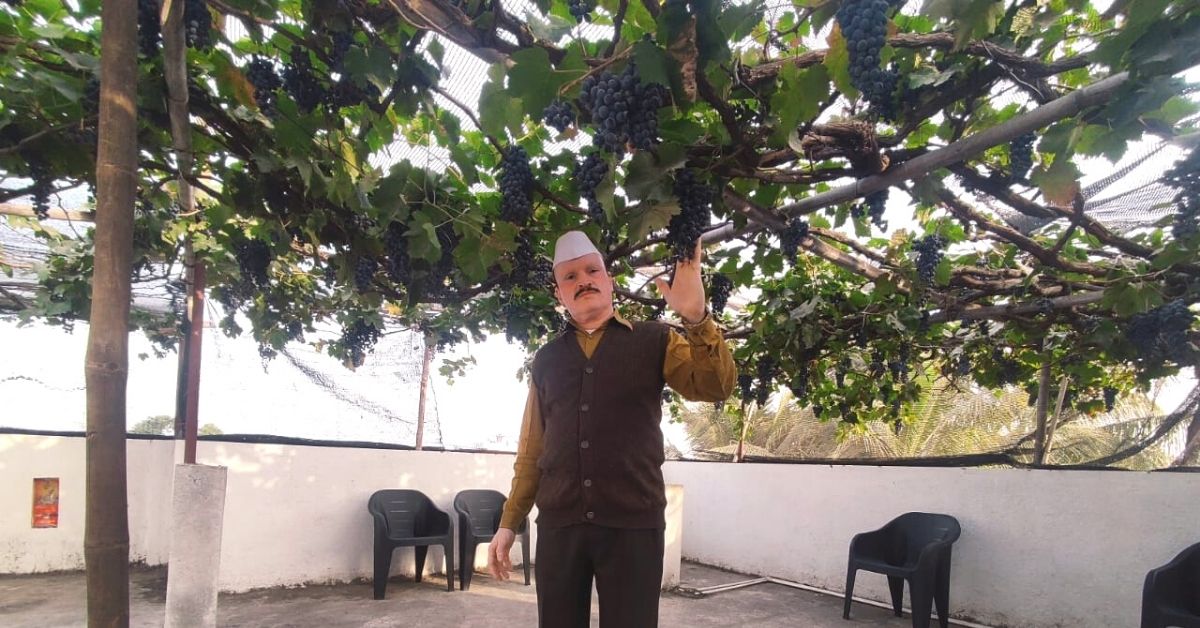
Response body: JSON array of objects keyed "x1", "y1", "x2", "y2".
[
  {"x1": 0, "y1": 434, "x2": 527, "y2": 591},
  {"x1": 662, "y1": 461, "x2": 1200, "y2": 628},
  {"x1": 4, "y1": 433, "x2": 1198, "y2": 627}
]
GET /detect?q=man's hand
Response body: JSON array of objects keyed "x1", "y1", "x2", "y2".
[
  {"x1": 655, "y1": 239, "x2": 707, "y2": 324},
  {"x1": 488, "y1": 528, "x2": 516, "y2": 581}
]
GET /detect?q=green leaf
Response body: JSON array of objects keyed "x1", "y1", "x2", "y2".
[
  {"x1": 770, "y1": 64, "x2": 829, "y2": 146},
  {"x1": 627, "y1": 200, "x2": 681, "y2": 242},
  {"x1": 823, "y1": 25, "x2": 858, "y2": 100},
  {"x1": 1031, "y1": 158, "x2": 1081, "y2": 207},
  {"x1": 509, "y1": 48, "x2": 570, "y2": 119},
  {"x1": 634, "y1": 39, "x2": 672, "y2": 87}
]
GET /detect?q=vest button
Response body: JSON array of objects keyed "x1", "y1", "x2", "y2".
[
  {"x1": 585, "y1": 511, "x2": 595, "y2": 520},
  {"x1": 581, "y1": 404, "x2": 590, "y2": 412},
  {"x1": 585, "y1": 366, "x2": 594, "y2": 374},
  {"x1": 580, "y1": 440, "x2": 590, "y2": 449},
  {"x1": 583, "y1": 479, "x2": 593, "y2": 487}
]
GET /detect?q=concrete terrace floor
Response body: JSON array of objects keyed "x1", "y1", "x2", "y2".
[{"x1": 1, "y1": 562, "x2": 936, "y2": 628}]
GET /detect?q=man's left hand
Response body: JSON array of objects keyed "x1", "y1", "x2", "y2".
[{"x1": 654, "y1": 239, "x2": 707, "y2": 324}]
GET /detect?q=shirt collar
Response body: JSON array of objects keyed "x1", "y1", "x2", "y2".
[{"x1": 568, "y1": 311, "x2": 634, "y2": 332}]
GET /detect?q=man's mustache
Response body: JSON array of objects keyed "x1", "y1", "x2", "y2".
[{"x1": 575, "y1": 286, "x2": 599, "y2": 298}]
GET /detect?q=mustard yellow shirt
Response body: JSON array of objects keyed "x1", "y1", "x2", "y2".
[{"x1": 499, "y1": 311, "x2": 735, "y2": 530}]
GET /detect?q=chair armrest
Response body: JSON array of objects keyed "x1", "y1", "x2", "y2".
[
  {"x1": 914, "y1": 539, "x2": 954, "y2": 570},
  {"x1": 427, "y1": 505, "x2": 452, "y2": 536},
  {"x1": 849, "y1": 528, "x2": 889, "y2": 558},
  {"x1": 370, "y1": 511, "x2": 389, "y2": 539}
]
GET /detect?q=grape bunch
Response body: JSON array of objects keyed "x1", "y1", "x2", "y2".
[
  {"x1": 1125, "y1": 299, "x2": 1196, "y2": 367},
  {"x1": 1165, "y1": 149, "x2": 1200, "y2": 240},
  {"x1": 857, "y1": 190, "x2": 888, "y2": 229},
  {"x1": 183, "y1": 0, "x2": 212, "y2": 50},
  {"x1": 354, "y1": 257, "x2": 378, "y2": 293},
  {"x1": 788, "y1": 362, "x2": 810, "y2": 401},
  {"x1": 137, "y1": 0, "x2": 160, "y2": 57},
  {"x1": 234, "y1": 238, "x2": 271, "y2": 288},
  {"x1": 737, "y1": 373, "x2": 755, "y2": 402},
  {"x1": 1009, "y1": 133, "x2": 1037, "y2": 183},
  {"x1": 282, "y1": 46, "x2": 325, "y2": 114},
  {"x1": 580, "y1": 64, "x2": 668, "y2": 154},
  {"x1": 543, "y1": 99, "x2": 576, "y2": 133},
  {"x1": 384, "y1": 222, "x2": 410, "y2": 284},
  {"x1": 912, "y1": 234, "x2": 946, "y2": 284},
  {"x1": 329, "y1": 31, "x2": 354, "y2": 73},
  {"x1": 667, "y1": 169, "x2": 712, "y2": 263},
  {"x1": 709, "y1": 273, "x2": 733, "y2": 315},
  {"x1": 992, "y1": 348, "x2": 1022, "y2": 385},
  {"x1": 836, "y1": 0, "x2": 899, "y2": 119},
  {"x1": 499, "y1": 146, "x2": 534, "y2": 225},
  {"x1": 1103, "y1": 386, "x2": 1118, "y2": 413},
  {"x1": 245, "y1": 57, "x2": 282, "y2": 117},
  {"x1": 574, "y1": 153, "x2": 608, "y2": 222},
  {"x1": 340, "y1": 319, "x2": 380, "y2": 368},
  {"x1": 568, "y1": 0, "x2": 593, "y2": 22},
  {"x1": 511, "y1": 235, "x2": 551, "y2": 288},
  {"x1": 755, "y1": 356, "x2": 777, "y2": 406},
  {"x1": 27, "y1": 159, "x2": 53, "y2": 220},
  {"x1": 780, "y1": 217, "x2": 809, "y2": 264}
]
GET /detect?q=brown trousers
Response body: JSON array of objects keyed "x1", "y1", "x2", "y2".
[{"x1": 535, "y1": 524, "x2": 665, "y2": 628}]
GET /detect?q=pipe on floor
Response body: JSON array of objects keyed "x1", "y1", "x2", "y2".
[{"x1": 676, "y1": 575, "x2": 994, "y2": 628}]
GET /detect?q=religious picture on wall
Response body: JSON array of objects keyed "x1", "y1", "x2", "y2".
[{"x1": 32, "y1": 478, "x2": 59, "y2": 528}]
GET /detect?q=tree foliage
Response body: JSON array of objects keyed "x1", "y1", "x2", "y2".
[{"x1": 2, "y1": 0, "x2": 1200, "y2": 428}]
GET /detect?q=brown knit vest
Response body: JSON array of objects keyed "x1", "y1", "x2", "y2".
[{"x1": 531, "y1": 320, "x2": 671, "y2": 529}]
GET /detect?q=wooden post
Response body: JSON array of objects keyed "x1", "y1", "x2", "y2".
[
  {"x1": 84, "y1": 0, "x2": 137, "y2": 623},
  {"x1": 1033, "y1": 360, "x2": 1051, "y2": 465},
  {"x1": 415, "y1": 332, "x2": 435, "y2": 450}
]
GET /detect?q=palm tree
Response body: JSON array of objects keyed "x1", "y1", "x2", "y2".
[{"x1": 679, "y1": 380, "x2": 1186, "y2": 470}]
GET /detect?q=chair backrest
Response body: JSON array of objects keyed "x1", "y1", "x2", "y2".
[
  {"x1": 1156, "y1": 541, "x2": 1200, "y2": 613},
  {"x1": 368, "y1": 490, "x2": 433, "y2": 537},
  {"x1": 891, "y1": 512, "x2": 961, "y2": 560},
  {"x1": 454, "y1": 489, "x2": 506, "y2": 536}
]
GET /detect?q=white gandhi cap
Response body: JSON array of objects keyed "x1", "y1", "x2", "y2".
[{"x1": 552, "y1": 230, "x2": 602, "y2": 267}]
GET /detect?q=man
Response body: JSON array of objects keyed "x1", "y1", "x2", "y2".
[{"x1": 487, "y1": 230, "x2": 735, "y2": 627}]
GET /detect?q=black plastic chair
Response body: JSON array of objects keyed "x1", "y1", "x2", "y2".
[
  {"x1": 1142, "y1": 541, "x2": 1200, "y2": 628},
  {"x1": 367, "y1": 489, "x2": 454, "y2": 599},
  {"x1": 453, "y1": 489, "x2": 530, "y2": 591},
  {"x1": 844, "y1": 512, "x2": 961, "y2": 628}
]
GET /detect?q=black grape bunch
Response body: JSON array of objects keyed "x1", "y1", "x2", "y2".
[
  {"x1": 340, "y1": 319, "x2": 380, "y2": 368},
  {"x1": 709, "y1": 273, "x2": 733, "y2": 315},
  {"x1": 27, "y1": 159, "x2": 53, "y2": 220},
  {"x1": 1103, "y1": 386, "x2": 1118, "y2": 413},
  {"x1": 835, "y1": 0, "x2": 899, "y2": 120},
  {"x1": 568, "y1": 0, "x2": 593, "y2": 22},
  {"x1": 184, "y1": 0, "x2": 212, "y2": 51},
  {"x1": 499, "y1": 146, "x2": 535, "y2": 225},
  {"x1": 1009, "y1": 133, "x2": 1037, "y2": 183},
  {"x1": 511, "y1": 234, "x2": 551, "y2": 289},
  {"x1": 245, "y1": 57, "x2": 282, "y2": 118},
  {"x1": 137, "y1": 0, "x2": 160, "y2": 57},
  {"x1": 912, "y1": 234, "x2": 946, "y2": 285},
  {"x1": 354, "y1": 257, "x2": 378, "y2": 293},
  {"x1": 580, "y1": 63, "x2": 668, "y2": 154},
  {"x1": 543, "y1": 99, "x2": 576, "y2": 133},
  {"x1": 383, "y1": 222, "x2": 410, "y2": 285},
  {"x1": 233, "y1": 238, "x2": 272, "y2": 289},
  {"x1": 1164, "y1": 148, "x2": 1200, "y2": 240},
  {"x1": 780, "y1": 217, "x2": 809, "y2": 265},
  {"x1": 574, "y1": 153, "x2": 608, "y2": 223},
  {"x1": 667, "y1": 169, "x2": 712, "y2": 263},
  {"x1": 282, "y1": 46, "x2": 325, "y2": 114},
  {"x1": 1124, "y1": 299, "x2": 1197, "y2": 369},
  {"x1": 737, "y1": 373, "x2": 755, "y2": 403},
  {"x1": 755, "y1": 356, "x2": 777, "y2": 407},
  {"x1": 854, "y1": 189, "x2": 888, "y2": 230}
]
